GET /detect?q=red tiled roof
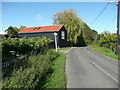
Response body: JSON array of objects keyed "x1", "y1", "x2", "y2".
[{"x1": 18, "y1": 25, "x2": 63, "y2": 33}]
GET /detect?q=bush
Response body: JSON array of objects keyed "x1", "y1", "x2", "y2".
[
  {"x1": 101, "y1": 43, "x2": 110, "y2": 48},
  {"x1": 110, "y1": 43, "x2": 116, "y2": 52},
  {"x1": 2, "y1": 37, "x2": 50, "y2": 59},
  {"x1": 2, "y1": 50, "x2": 59, "y2": 88}
]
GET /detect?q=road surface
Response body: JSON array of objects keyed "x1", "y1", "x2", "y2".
[{"x1": 66, "y1": 47, "x2": 119, "y2": 88}]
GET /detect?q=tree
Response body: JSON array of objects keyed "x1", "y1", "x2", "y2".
[
  {"x1": 53, "y1": 9, "x2": 84, "y2": 46},
  {"x1": 5, "y1": 26, "x2": 19, "y2": 38},
  {"x1": 82, "y1": 23, "x2": 98, "y2": 44},
  {"x1": 19, "y1": 26, "x2": 26, "y2": 31},
  {"x1": 98, "y1": 31, "x2": 116, "y2": 50},
  {"x1": 5, "y1": 26, "x2": 26, "y2": 38},
  {"x1": 76, "y1": 30, "x2": 86, "y2": 46}
]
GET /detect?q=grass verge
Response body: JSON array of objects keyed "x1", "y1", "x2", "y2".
[
  {"x1": 90, "y1": 46, "x2": 118, "y2": 61},
  {"x1": 2, "y1": 50, "x2": 59, "y2": 88},
  {"x1": 43, "y1": 52, "x2": 66, "y2": 88},
  {"x1": 57, "y1": 47, "x2": 72, "y2": 50},
  {"x1": 52, "y1": 47, "x2": 74, "y2": 51},
  {"x1": 2, "y1": 49, "x2": 67, "y2": 88}
]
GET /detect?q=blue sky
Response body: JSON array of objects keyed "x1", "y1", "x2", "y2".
[{"x1": 2, "y1": 2, "x2": 117, "y2": 33}]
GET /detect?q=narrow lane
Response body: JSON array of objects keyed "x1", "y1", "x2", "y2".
[{"x1": 66, "y1": 47, "x2": 118, "y2": 88}]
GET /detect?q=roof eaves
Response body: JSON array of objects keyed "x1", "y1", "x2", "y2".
[{"x1": 18, "y1": 31, "x2": 59, "y2": 34}]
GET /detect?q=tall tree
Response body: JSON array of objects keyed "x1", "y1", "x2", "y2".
[{"x1": 53, "y1": 9, "x2": 84, "y2": 46}]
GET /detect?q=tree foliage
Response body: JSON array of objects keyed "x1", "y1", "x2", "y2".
[
  {"x1": 53, "y1": 9, "x2": 84, "y2": 46},
  {"x1": 53, "y1": 9, "x2": 98, "y2": 46},
  {"x1": 82, "y1": 23, "x2": 98, "y2": 44},
  {"x1": 95, "y1": 31, "x2": 116, "y2": 53},
  {"x1": 19, "y1": 26, "x2": 26, "y2": 31},
  {"x1": 5, "y1": 26, "x2": 19, "y2": 37},
  {"x1": 99, "y1": 31, "x2": 116, "y2": 49},
  {"x1": 2, "y1": 37, "x2": 50, "y2": 59},
  {"x1": 5, "y1": 26, "x2": 26, "y2": 38}
]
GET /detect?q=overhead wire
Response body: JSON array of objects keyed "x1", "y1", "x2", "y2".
[{"x1": 90, "y1": 0, "x2": 113, "y2": 26}]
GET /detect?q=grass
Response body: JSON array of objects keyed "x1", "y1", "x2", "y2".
[
  {"x1": 43, "y1": 52, "x2": 66, "y2": 88},
  {"x1": 90, "y1": 45, "x2": 118, "y2": 61},
  {"x1": 52, "y1": 47, "x2": 74, "y2": 51},
  {"x1": 57, "y1": 47, "x2": 72, "y2": 50}
]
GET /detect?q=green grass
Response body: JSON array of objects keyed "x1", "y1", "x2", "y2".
[
  {"x1": 43, "y1": 52, "x2": 66, "y2": 88},
  {"x1": 58, "y1": 47, "x2": 72, "y2": 50},
  {"x1": 52, "y1": 47, "x2": 73, "y2": 51},
  {"x1": 90, "y1": 46, "x2": 118, "y2": 61}
]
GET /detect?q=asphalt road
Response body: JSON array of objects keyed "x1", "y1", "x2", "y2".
[{"x1": 66, "y1": 47, "x2": 119, "y2": 88}]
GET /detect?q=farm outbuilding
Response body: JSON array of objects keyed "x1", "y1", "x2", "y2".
[{"x1": 18, "y1": 25, "x2": 68, "y2": 48}]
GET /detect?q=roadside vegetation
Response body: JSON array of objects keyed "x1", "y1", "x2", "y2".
[
  {"x1": 90, "y1": 31, "x2": 119, "y2": 60},
  {"x1": 57, "y1": 47, "x2": 72, "y2": 50},
  {"x1": 2, "y1": 50, "x2": 58, "y2": 88},
  {"x1": 43, "y1": 52, "x2": 66, "y2": 88},
  {"x1": 2, "y1": 37, "x2": 66, "y2": 88},
  {"x1": 51, "y1": 47, "x2": 73, "y2": 51},
  {"x1": 90, "y1": 45, "x2": 118, "y2": 60}
]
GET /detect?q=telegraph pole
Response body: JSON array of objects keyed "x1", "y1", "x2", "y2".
[{"x1": 116, "y1": 0, "x2": 120, "y2": 55}]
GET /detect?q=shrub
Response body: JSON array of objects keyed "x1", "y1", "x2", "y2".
[
  {"x1": 101, "y1": 43, "x2": 110, "y2": 48},
  {"x1": 2, "y1": 50, "x2": 58, "y2": 88},
  {"x1": 2, "y1": 37, "x2": 50, "y2": 59}
]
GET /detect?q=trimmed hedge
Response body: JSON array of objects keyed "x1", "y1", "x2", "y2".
[{"x1": 2, "y1": 37, "x2": 50, "y2": 59}]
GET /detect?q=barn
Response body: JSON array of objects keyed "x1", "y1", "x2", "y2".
[{"x1": 18, "y1": 25, "x2": 68, "y2": 48}]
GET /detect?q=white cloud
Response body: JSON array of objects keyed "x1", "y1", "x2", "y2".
[
  {"x1": 0, "y1": 31, "x2": 7, "y2": 35},
  {"x1": 36, "y1": 14, "x2": 42, "y2": 21}
]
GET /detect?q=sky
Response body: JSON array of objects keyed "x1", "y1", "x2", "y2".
[{"x1": 1, "y1": 2, "x2": 118, "y2": 34}]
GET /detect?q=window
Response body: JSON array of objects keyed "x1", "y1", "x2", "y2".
[
  {"x1": 37, "y1": 27, "x2": 40, "y2": 30},
  {"x1": 61, "y1": 31, "x2": 65, "y2": 39},
  {"x1": 33, "y1": 27, "x2": 37, "y2": 30}
]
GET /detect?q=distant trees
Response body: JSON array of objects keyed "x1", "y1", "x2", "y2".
[
  {"x1": 5, "y1": 26, "x2": 26, "y2": 38},
  {"x1": 19, "y1": 26, "x2": 26, "y2": 31},
  {"x1": 82, "y1": 23, "x2": 98, "y2": 45},
  {"x1": 53, "y1": 9, "x2": 98, "y2": 46}
]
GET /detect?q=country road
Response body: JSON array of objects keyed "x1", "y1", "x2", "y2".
[{"x1": 66, "y1": 47, "x2": 119, "y2": 88}]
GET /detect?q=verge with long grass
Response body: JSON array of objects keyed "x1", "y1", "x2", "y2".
[
  {"x1": 90, "y1": 46, "x2": 118, "y2": 61},
  {"x1": 2, "y1": 37, "x2": 67, "y2": 88},
  {"x1": 43, "y1": 52, "x2": 66, "y2": 88}
]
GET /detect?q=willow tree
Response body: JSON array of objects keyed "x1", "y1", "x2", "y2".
[{"x1": 53, "y1": 9, "x2": 84, "y2": 46}]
